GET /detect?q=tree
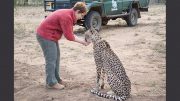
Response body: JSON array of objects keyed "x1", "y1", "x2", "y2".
[{"x1": 24, "y1": 0, "x2": 28, "y2": 5}]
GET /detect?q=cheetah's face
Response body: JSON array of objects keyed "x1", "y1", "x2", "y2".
[
  {"x1": 84, "y1": 28, "x2": 101, "y2": 43},
  {"x1": 84, "y1": 30, "x2": 92, "y2": 43}
]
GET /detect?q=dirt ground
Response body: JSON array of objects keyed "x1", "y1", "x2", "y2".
[{"x1": 14, "y1": 4, "x2": 166, "y2": 101}]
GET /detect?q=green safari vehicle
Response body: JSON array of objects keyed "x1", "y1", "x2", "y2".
[{"x1": 44, "y1": 0, "x2": 150, "y2": 30}]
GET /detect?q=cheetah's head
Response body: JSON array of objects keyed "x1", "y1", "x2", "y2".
[{"x1": 84, "y1": 28, "x2": 102, "y2": 44}]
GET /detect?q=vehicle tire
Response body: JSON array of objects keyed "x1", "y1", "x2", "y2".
[
  {"x1": 125, "y1": 8, "x2": 138, "y2": 26},
  {"x1": 84, "y1": 11, "x2": 102, "y2": 30},
  {"x1": 102, "y1": 19, "x2": 109, "y2": 26}
]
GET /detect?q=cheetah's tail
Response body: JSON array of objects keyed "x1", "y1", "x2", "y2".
[{"x1": 90, "y1": 89, "x2": 128, "y2": 101}]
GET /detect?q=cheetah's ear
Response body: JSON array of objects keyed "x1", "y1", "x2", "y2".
[
  {"x1": 90, "y1": 27, "x2": 99, "y2": 34},
  {"x1": 89, "y1": 27, "x2": 93, "y2": 35},
  {"x1": 92, "y1": 28, "x2": 99, "y2": 33}
]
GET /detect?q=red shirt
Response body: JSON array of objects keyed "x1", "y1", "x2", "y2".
[{"x1": 36, "y1": 9, "x2": 77, "y2": 42}]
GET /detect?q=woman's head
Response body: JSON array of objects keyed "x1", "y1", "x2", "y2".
[{"x1": 73, "y1": 2, "x2": 87, "y2": 20}]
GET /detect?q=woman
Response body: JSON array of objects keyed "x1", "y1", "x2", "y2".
[{"x1": 36, "y1": 2, "x2": 90, "y2": 90}]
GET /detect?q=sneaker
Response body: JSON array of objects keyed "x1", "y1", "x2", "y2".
[
  {"x1": 58, "y1": 80, "x2": 67, "y2": 86},
  {"x1": 46, "y1": 83, "x2": 65, "y2": 90}
]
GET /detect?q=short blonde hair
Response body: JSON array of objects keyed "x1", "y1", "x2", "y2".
[{"x1": 73, "y1": 2, "x2": 87, "y2": 14}]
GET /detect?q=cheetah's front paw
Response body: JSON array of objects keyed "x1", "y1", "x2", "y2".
[{"x1": 90, "y1": 88, "x2": 99, "y2": 94}]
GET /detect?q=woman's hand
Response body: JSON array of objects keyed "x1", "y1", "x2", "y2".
[
  {"x1": 82, "y1": 41, "x2": 91, "y2": 46},
  {"x1": 74, "y1": 34, "x2": 91, "y2": 46}
]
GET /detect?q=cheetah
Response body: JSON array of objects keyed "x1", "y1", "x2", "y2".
[{"x1": 84, "y1": 28, "x2": 131, "y2": 101}]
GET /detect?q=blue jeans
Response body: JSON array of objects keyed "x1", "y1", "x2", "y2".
[{"x1": 36, "y1": 34, "x2": 61, "y2": 86}]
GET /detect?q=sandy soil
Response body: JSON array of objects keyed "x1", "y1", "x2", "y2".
[{"x1": 14, "y1": 4, "x2": 166, "y2": 101}]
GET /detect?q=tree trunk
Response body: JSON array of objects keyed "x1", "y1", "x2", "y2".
[{"x1": 24, "y1": 0, "x2": 28, "y2": 6}]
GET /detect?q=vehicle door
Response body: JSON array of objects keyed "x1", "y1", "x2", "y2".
[{"x1": 103, "y1": 0, "x2": 123, "y2": 15}]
